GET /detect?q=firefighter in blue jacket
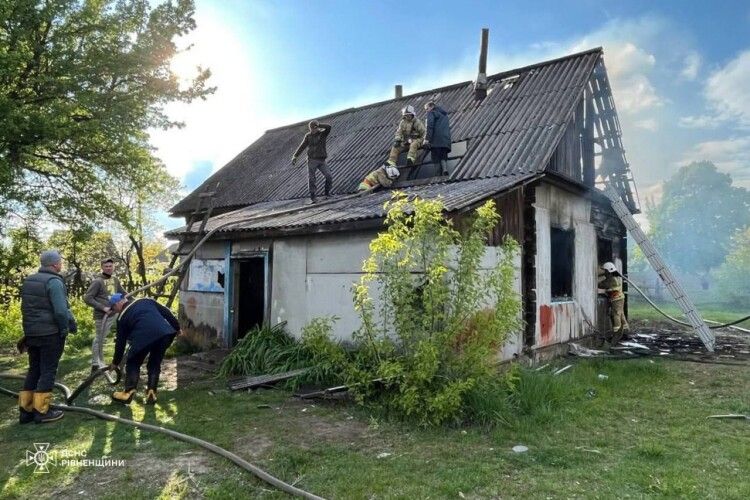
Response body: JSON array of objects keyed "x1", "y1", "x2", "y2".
[{"x1": 107, "y1": 294, "x2": 181, "y2": 404}]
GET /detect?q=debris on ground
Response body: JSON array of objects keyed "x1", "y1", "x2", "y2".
[
  {"x1": 597, "y1": 374, "x2": 608, "y2": 380},
  {"x1": 227, "y1": 368, "x2": 310, "y2": 391},
  {"x1": 553, "y1": 365, "x2": 572, "y2": 376},
  {"x1": 512, "y1": 445, "x2": 529, "y2": 453},
  {"x1": 707, "y1": 414, "x2": 749, "y2": 420}
]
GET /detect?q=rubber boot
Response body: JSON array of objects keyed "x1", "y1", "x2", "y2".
[
  {"x1": 112, "y1": 371, "x2": 139, "y2": 405},
  {"x1": 33, "y1": 392, "x2": 64, "y2": 423},
  {"x1": 19, "y1": 390, "x2": 34, "y2": 424},
  {"x1": 145, "y1": 372, "x2": 159, "y2": 405}
]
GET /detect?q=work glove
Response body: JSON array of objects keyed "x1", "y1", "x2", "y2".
[
  {"x1": 392, "y1": 139, "x2": 402, "y2": 148},
  {"x1": 422, "y1": 141, "x2": 431, "y2": 149},
  {"x1": 291, "y1": 156, "x2": 297, "y2": 166},
  {"x1": 16, "y1": 336, "x2": 28, "y2": 354}
]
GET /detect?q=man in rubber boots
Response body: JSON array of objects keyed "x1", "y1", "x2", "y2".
[
  {"x1": 423, "y1": 101, "x2": 452, "y2": 176},
  {"x1": 386, "y1": 105, "x2": 425, "y2": 167},
  {"x1": 291, "y1": 120, "x2": 333, "y2": 203},
  {"x1": 18, "y1": 250, "x2": 77, "y2": 424},
  {"x1": 598, "y1": 261, "x2": 630, "y2": 345},
  {"x1": 84, "y1": 257, "x2": 125, "y2": 373},
  {"x1": 108, "y1": 294, "x2": 181, "y2": 405}
]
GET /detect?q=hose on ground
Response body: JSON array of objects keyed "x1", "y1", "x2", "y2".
[
  {"x1": 0, "y1": 375, "x2": 325, "y2": 499},
  {"x1": 622, "y1": 277, "x2": 750, "y2": 331}
]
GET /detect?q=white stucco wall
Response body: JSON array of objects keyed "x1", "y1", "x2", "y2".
[{"x1": 534, "y1": 183, "x2": 597, "y2": 348}]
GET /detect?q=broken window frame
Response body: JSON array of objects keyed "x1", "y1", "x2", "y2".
[{"x1": 550, "y1": 226, "x2": 575, "y2": 301}]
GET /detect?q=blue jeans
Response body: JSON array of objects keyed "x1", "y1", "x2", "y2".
[{"x1": 23, "y1": 334, "x2": 66, "y2": 392}]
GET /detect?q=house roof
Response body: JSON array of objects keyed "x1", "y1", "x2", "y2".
[
  {"x1": 170, "y1": 48, "x2": 603, "y2": 217},
  {"x1": 165, "y1": 172, "x2": 538, "y2": 238}
]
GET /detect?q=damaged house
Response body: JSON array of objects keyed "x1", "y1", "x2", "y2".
[{"x1": 167, "y1": 45, "x2": 639, "y2": 360}]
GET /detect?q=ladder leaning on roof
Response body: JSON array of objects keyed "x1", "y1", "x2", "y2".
[
  {"x1": 587, "y1": 61, "x2": 715, "y2": 351},
  {"x1": 155, "y1": 184, "x2": 219, "y2": 309},
  {"x1": 602, "y1": 185, "x2": 715, "y2": 351}
]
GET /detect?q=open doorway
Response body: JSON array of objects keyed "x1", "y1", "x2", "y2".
[{"x1": 232, "y1": 255, "x2": 267, "y2": 345}]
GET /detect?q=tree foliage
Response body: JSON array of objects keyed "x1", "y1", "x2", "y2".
[
  {"x1": 716, "y1": 228, "x2": 750, "y2": 306},
  {"x1": 648, "y1": 162, "x2": 750, "y2": 280},
  {"x1": 0, "y1": 0, "x2": 213, "y2": 227},
  {"x1": 302, "y1": 193, "x2": 522, "y2": 426}
]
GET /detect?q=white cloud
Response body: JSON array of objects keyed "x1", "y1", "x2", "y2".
[
  {"x1": 680, "y1": 52, "x2": 701, "y2": 80},
  {"x1": 678, "y1": 114, "x2": 723, "y2": 129},
  {"x1": 680, "y1": 137, "x2": 750, "y2": 188},
  {"x1": 705, "y1": 50, "x2": 750, "y2": 127},
  {"x1": 634, "y1": 118, "x2": 658, "y2": 131}
]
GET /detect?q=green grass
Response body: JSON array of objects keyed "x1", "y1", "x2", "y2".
[
  {"x1": 629, "y1": 295, "x2": 750, "y2": 328},
  {"x1": 1, "y1": 339, "x2": 749, "y2": 499}
]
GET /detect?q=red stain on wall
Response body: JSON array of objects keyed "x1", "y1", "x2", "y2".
[
  {"x1": 186, "y1": 296, "x2": 197, "y2": 313},
  {"x1": 539, "y1": 305, "x2": 554, "y2": 345}
]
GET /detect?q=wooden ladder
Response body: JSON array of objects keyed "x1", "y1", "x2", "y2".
[{"x1": 155, "y1": 185, "x2": 219, "y2": 308}]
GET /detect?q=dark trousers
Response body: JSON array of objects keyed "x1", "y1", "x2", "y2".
[
  {"x1": 430, "y1": 147, "x2": 450, "y2": 162},
  {"x1": 125, "y1": 334, "x2": 175, "y2": 389},
  {"x1": 23, "y1": 334, "x2": 66, "y2": 392},
  {"x1": 307, "y1": 159, "x2": 332, "y2": 199}
]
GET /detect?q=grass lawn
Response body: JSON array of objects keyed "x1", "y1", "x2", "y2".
[
  {"x1": 1, "y1": 333, "x2": 749, "y2": 499},
  {"x1": 628, "y1": 296, "x2": 750, "y2": 329}
]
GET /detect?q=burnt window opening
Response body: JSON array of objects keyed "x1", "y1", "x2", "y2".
[
  {"x1": 550, "y1": 227, "x2": 574, "y2": 301},
  {"x1": 597, "y1": 237, "x2": 613, "y2": 266}
]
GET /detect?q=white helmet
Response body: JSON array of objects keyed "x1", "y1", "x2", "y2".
[
  {"x1": 601, "y1": 262, "x2": 617, "y2": 273},
  {"x1": 401, "y1": 105, "x2": 415, "y2": 116}
]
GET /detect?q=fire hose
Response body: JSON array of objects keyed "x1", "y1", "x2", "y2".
[
  {"x1": 622, "y1": 276, "x2": 750, "y2": 333},
  {"x1": 0, "y1": 196, "x2": 376, "y2": 498},
  {"x1": 0, "y1": 369, "x2": 324, "y2": 499}
]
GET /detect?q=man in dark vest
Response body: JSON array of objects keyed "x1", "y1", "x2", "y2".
[
  {"x1": 107, "y1": 294, "x2": 181, "y2": 405},
  {"x1": 291, "y1": 120, "x2": 333, "y2": 203},
  {"x1": 18, "y1": 250, "x2": 77, "y2": 423}
]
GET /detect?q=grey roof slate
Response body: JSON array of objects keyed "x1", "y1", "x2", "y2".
[
  {"x1": 166, "y1": 173, "x2": 537, "y2": 237},
  {"x1": 170, "y1": 48, "x2": 602, "y2": 216}
]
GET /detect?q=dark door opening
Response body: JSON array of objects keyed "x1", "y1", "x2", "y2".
[
  {"x1": 550, "y1": 227, "x2": 575, "y2": 301},
  {"x1": 234, "y1": 257, "x2": 266, "y2": 344}
]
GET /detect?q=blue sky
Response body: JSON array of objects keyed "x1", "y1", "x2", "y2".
[{"x1": 152, "y1": 0, "x2": 750, "y2": 229}]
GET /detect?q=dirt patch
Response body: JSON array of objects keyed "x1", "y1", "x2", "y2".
[
  {"x1": 51, "y1": 449, "x2": 214, "y2": 498},
  {"x1": 629, "y1": 321, "x2": 750, "y2": 362},
  {"x1": 234, "y1": 434, "x2": 275, "y2": 458},
  {"x1": 158, "y1": 349, "x2": 228, "y2": 390}
]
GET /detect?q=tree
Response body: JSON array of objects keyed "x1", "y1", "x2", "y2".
[
  {"x1": 648, "y1": 162, "x2": 750, "y2": 288},
  {"x1": 0, "y1": 0, "x2": 213, "y2": 228},
  {"x1": 716, "y1": 228, "x2": 750, "y2": 306}
]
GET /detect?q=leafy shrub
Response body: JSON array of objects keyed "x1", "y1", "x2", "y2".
[
  {"x1": 218, "y1": 322, "x2": 337, "y2": 387},
  {"x1": 301, "y1": 193, "x2": 522, "y2": 426},
  {"x1": 0, "y1": 296, "x2": 94, "y2": 353}
]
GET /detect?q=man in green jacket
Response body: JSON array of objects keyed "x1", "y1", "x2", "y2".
[
  {"x1": 292, "y1": 120, "x2": 333, "y2": 203},
  {"x1": 18, "y1": 250, "x2": 76, "y2": 424},
  {"x1": 84, "y1": 257, "x2": 125, "y2": 373},
  {"x1": 386, "y1": 105, "x2": 426, "y2": 167}
]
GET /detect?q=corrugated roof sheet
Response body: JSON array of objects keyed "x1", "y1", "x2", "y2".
[
  {"x1": 171, "y1": 48, "x2": 602, "y2": 216},
  {"x1": 166, "y1": 173, "x2": 538, "y2": 237}
]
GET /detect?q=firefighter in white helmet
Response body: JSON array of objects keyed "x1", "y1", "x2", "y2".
[
  {"x1": 598, "y1": 261, "x2": 630, "y2": 344},
  {"x1": 386, "y1": 105, "x2": 426, "y2": 167}
]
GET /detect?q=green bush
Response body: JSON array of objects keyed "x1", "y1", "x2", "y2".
[
  {"x1": 301, "y1": 193, "x2": 522, "y2": 426},
  {"x1": 0, "y1": 296, "x2": 96, "y2": 352},
  {"x1": 218, "y1": 322, "x2": 336, "y2": 387}
]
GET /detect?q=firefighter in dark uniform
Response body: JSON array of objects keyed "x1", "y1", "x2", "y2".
[
  {"x1": 107, "y1": 294, "x2": 180, "y2": 405},
  {"x1": 18, "y1": 250, "x2": 77, "y2": 424}
]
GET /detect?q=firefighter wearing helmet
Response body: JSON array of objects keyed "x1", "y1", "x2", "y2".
[
  {"x1": 386, "y1": 104, "x2": 426, "y2": 167},
  {"x1": 598, "y1": 261, "x2": 630, "y2": 345}
]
